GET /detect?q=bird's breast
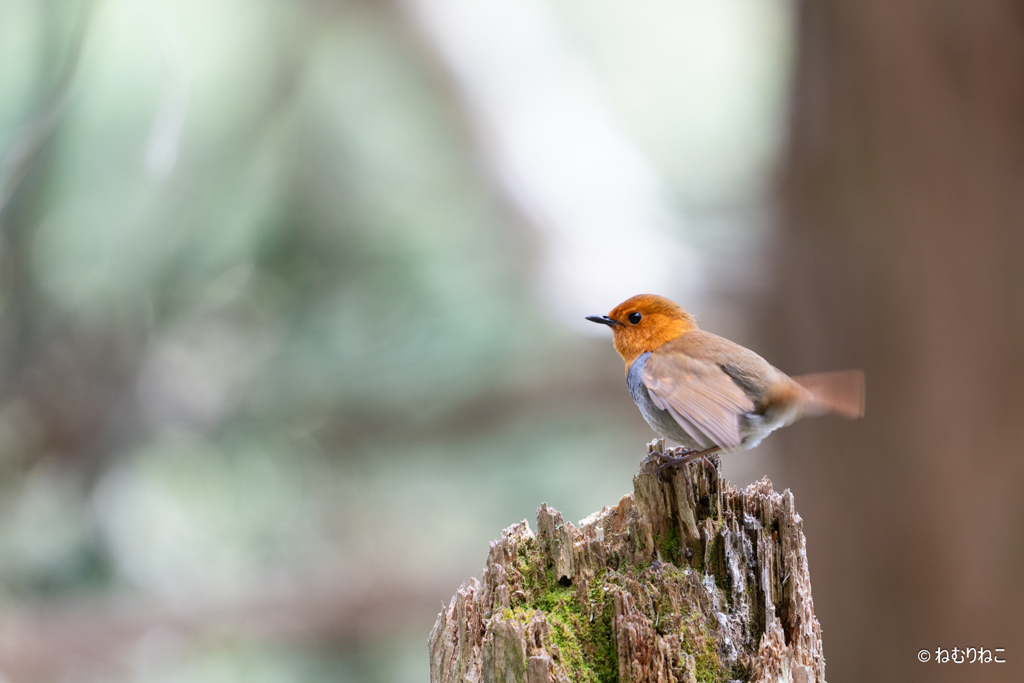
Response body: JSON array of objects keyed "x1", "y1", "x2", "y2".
[
  {"x1": 626, "y1": 352, "x2": 704, "y2": 450},
  {"x1": 626, "y1": 352, "x2": 653, "y2": 413}
]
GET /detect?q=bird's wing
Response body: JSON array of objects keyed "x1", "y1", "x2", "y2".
[{"x1": 642, "y1": 349, "x2": 755, "y2": 450}]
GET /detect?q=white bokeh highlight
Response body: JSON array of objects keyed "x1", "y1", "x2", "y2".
[{"x1": 403, "y1": 0, "x2": 702, "y2": 327}]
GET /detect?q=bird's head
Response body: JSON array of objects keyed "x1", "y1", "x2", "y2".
[{"x1": 586, "y1": 294, "x2": 698, "y2": 367}]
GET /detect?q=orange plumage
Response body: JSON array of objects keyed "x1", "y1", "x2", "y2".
[{"x1": 587, "y1": 294, "x2": 864, "y2": 463}]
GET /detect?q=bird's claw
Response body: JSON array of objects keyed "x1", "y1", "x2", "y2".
[
  {"x1": 654, "y1": 447, "x2": 696, "y2": 482},
  {"x1": 653, "y1": 447, "x2": 719, "y2": 483}
]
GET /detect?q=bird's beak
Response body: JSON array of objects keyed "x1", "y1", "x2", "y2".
[{"x1": 585, "y1": 315, "x2": 620, "y2": 327}]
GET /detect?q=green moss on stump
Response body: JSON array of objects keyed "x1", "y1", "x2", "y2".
[
  {"x1": 511, "y1": 536, "x2": 740, "y2": 683},
  {"x1": 681, "y1": 613, "x2": 727, "y2": 683},
  {"x1": 655, "y1": 526, "x2": 682, "y2": 565},
  {"x1": 509, "y1": 541, "x2": 618, "y2": 683}
]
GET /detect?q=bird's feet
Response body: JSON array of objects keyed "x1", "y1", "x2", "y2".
[
  {"x1": 655, "y1": 445, "x2": 695, "y2": 468},
  {"x1": 655, "y1": 446, "x2": 719, "y2": 482},
  {"x1": 655, "y1": 446, "x2": 694, "y2": 483}
]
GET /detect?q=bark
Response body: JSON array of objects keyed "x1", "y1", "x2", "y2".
[{"x1": 429, "y1": 441, "x2": 824, "y2": 683}]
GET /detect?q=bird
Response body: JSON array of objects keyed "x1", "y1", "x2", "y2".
[{"x1": 586, "y1": 294, "x2": 864, "y2": 472}]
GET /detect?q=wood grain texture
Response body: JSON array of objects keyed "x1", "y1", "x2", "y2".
[{"x1": 430, "y1": 441, "x2": 824, "y2": 683}]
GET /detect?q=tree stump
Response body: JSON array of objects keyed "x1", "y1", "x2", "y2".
[{"x1": 429, "y1": 440, "x2": 825, "y2": 683}]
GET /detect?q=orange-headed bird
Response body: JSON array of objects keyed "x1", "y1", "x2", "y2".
[{"x1": 587, "y1": 294, "x2": 864, "y2": 470}]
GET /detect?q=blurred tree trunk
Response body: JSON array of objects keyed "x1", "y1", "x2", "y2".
[{"x1": 767, "y1": 1, "x2": 1024, "y2": 681}]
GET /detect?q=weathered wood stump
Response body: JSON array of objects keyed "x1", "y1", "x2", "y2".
[{"x1": 429, "y1": 440, "x2": 825, "y2": 683}]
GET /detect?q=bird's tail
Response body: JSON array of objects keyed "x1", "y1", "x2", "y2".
[{"x1": 791, "y1": 370, "x2": 865, "y2": 419}]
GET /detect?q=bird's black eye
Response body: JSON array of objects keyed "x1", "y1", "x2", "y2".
[{"x1": 628, "y1": 312, "x2": 642, "y2": 324}]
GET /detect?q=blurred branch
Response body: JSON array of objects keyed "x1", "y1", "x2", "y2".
[
  {"x1": 0, "y1": 0, "x2": 110, "y2": 476},
  {"x1": 0, "y1": 1, "x2": 303, "y2": 478},
  {"x1": 0, "y1": 0, "x2": 96, "y2": 216},
  {"x1": 0, "y1": 567, "x2": 448, "y2": 682}
]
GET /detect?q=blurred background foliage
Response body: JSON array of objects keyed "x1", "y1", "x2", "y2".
[{"x1": 0, "y1": 0, "x2": 792, "y2": 681}]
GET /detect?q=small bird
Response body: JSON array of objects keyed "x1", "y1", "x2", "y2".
[{"x1": 587, "y1": 294, "x2": 864, "y2": 471}]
